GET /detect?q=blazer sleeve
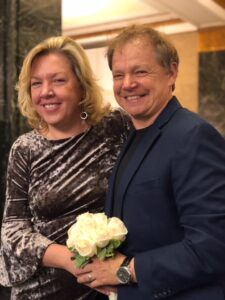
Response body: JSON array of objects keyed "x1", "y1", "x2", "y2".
[
  {"x1": 0, "y1": 139, "x2": 53, "y2": 286},
  {"x1": 134, "y1": 122, "x2": 225, "y2": 298}
]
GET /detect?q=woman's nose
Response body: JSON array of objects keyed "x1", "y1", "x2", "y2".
[{"x1": 40, "y1": 82, "x2": 54, "y2": 97}]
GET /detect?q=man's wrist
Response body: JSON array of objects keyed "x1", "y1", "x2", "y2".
[
  {"x1": 129, "y1": 258, "x2": 137, "y2": 283},
  {"x1": 116, "y1": 256, "x2": 137, "y2": 284}
]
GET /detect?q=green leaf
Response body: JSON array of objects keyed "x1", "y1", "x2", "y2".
[
  {"x1": 68, "y1": 239, "x2": 124, "y2": 268},
  {"x1": 97, "y1": 247, "x2": 107, "y2": 260},
  {"x1": 68, "y1": 247, "x2": 77, "y2": 254},
  {"x1": 96, "y1": 239, "x2": 123, "y2": 260},
  {"x1": 74, "y1": 253, "x2": 91, "y2": 269},
  {"x1": 112, "y1": 239, "x2": 122, "y2": 249}
]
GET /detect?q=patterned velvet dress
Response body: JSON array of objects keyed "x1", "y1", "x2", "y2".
[{"x1": 0, "y1": 110, "x2": 131, "y2": 300}]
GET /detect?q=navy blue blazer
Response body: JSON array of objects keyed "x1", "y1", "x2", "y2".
[{"x1": 105, "y1": 97, "x2": 225, "y2": 300}]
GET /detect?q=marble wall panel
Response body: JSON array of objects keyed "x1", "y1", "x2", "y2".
[
  {"x1": 0, "y1": 0, "x2": 61, "y2": 298},
  {"x1": 0, "y1": 0, "x2": 61, "y2": 212},
  {"x1": 199, "y1": 50, "x2": 225, "y2": 137}
]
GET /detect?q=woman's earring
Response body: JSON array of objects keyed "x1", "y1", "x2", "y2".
[{"x1": 80, "y1": 111, "x2": 88, "y2": 120}]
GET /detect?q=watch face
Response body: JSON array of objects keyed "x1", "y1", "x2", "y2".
[{"x1": 117, "y1": 266, "x2": 131, "y2": 284}]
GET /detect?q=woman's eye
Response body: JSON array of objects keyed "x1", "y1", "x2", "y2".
[
  {"x1": 54, "y1": 78, "x2": 65, "y2": 84},
  {"x1": 31, "y1": 81, "x2": 41, "y2": 87}
]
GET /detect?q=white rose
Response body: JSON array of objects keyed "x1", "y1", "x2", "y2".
[
  {"x1": 67, "y1": 214, "x2": 95, "y2": 251},
  {"x1": 107, "y1": 217, "x2": 128, "y2": 241},
  {"x1": 92, "y1": 213, "x2": 108, "y2": 226},
  {"x1": 66, "y1": 223, "x2": 80, "y2": 249},
  {"x1": 67, "y1": 212, "x2": 128, "y2": 260},
  {"x1": 94, "y1": 226, "x2": 111, "y2": 248},
  {"x1": 74, "y1": 234, "x2": 97, "y2": 257},
  {"x1": 89, "y1": 213, "x2": 110, "y2": 248},
  {"x1": 76, "y1": 212, "x2": 96, "y2": 231}
]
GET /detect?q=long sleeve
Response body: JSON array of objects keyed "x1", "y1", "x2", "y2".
[
  {"x1": 135, "y1": 122, "x2": 225, "y2": 298},
  {"x1": 0, "y1": 111, "x2": 132, "y2": 288},
  {"x1": 0, "y1": 139, "x2": 53, "y2": 286}
]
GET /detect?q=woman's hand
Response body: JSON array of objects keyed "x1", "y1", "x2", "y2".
[{"x1": 42, "y1": 243, "x2": 78, "y2": 276}]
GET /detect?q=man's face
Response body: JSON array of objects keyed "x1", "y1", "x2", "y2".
[{"x1": 112, "y1": 38, "x2": 177, "y2": 129}]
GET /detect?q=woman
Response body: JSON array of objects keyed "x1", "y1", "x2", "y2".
[{"x1": 0, "y1": 36, "x2": 131, "y2": 299}]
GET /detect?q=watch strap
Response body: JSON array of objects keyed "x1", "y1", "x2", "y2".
[{"x1": 121, "y1": 256, "x2": 132, "y2": 267}]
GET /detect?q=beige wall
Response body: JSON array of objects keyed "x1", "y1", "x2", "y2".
[
  {"x1": 169, "y1": 32, "x2": 199, "y2": 113},
  {"x1": 86, "y1": 31, "x2": 200, "y2": 111},
  {"x1": 85, "y1": 27, "x2": 225, "y2": 113},
  {"x1": 199, "y1": 26, "x2": 225, "y2": 52}
]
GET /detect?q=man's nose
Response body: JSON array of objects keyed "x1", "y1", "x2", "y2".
[{"x1": 122, "y1": 74, "x2": 137, "y2": 89}]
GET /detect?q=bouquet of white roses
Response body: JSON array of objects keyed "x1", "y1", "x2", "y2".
[{"x1": 66, "y1": 212, "x2": 128, "y2": 269}]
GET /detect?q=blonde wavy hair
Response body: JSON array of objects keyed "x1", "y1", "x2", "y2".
[{"x1": 17, "y1": 36, "x2": 111, "y2": 129}]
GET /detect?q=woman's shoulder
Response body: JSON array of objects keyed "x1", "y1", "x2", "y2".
[
  {"x1": 101, "y1": 108, "x2": 133, "y2": 130},
  {"x1": 91, "y1": 108, "x2": 133, "y2": 141},
  {"x1": 10, "y1": 130, "x2": 41, "y2": 153}
]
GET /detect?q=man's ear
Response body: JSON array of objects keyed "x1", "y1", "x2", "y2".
[
  {"x1": 170, "y1": 62, "x2": 178, "y2": 79},
  {"x1": 168, "y1": 63, "x2": 178, "y2": 91}
]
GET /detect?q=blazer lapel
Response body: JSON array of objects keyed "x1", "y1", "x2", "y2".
[
  {"x1": 106, "y1": 96, "x2": 182, "y2": 217},
  {"x1": 119, "y1": 124, "x2": 160, "y2": 204},
  {"x1": 106, "y1": 124, "x2": 161, "y2": 218},
  {"x1": 106, "y1": 131, "x2": 135, "y2": 216}
]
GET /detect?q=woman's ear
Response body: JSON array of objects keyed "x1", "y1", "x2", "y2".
[{"x1": 81, "y1": 86, "x2": 86, "y2": 100}]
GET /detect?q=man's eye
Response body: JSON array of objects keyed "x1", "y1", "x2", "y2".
[
  {"x1": 113, "y1": 74, "x2": 123, "y2": 80},
  {"x1": 136, "y1": 70, "x2": 147, "y2": 76}
]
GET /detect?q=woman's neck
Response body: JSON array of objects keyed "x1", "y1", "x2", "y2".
[{"x1": 41, "y1": 121, "x2": 90, "y2": 140}]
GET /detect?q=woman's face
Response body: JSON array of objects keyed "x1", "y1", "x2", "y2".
[{"x1": 30, "y1": 52, "x2": 84, "y2": 133}]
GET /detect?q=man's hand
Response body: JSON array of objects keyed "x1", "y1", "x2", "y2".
[{"x1": 75, "y1": 253, "x2": 125, "y2": 288}]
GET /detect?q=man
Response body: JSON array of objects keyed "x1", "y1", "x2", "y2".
[{"x1": 76, "y1": 24, "x2": 225, "y2": 300}]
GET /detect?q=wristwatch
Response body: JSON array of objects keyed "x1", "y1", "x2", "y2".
[{"x1": 116, "y1": 257, "x2": 132, "y2": 284}]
